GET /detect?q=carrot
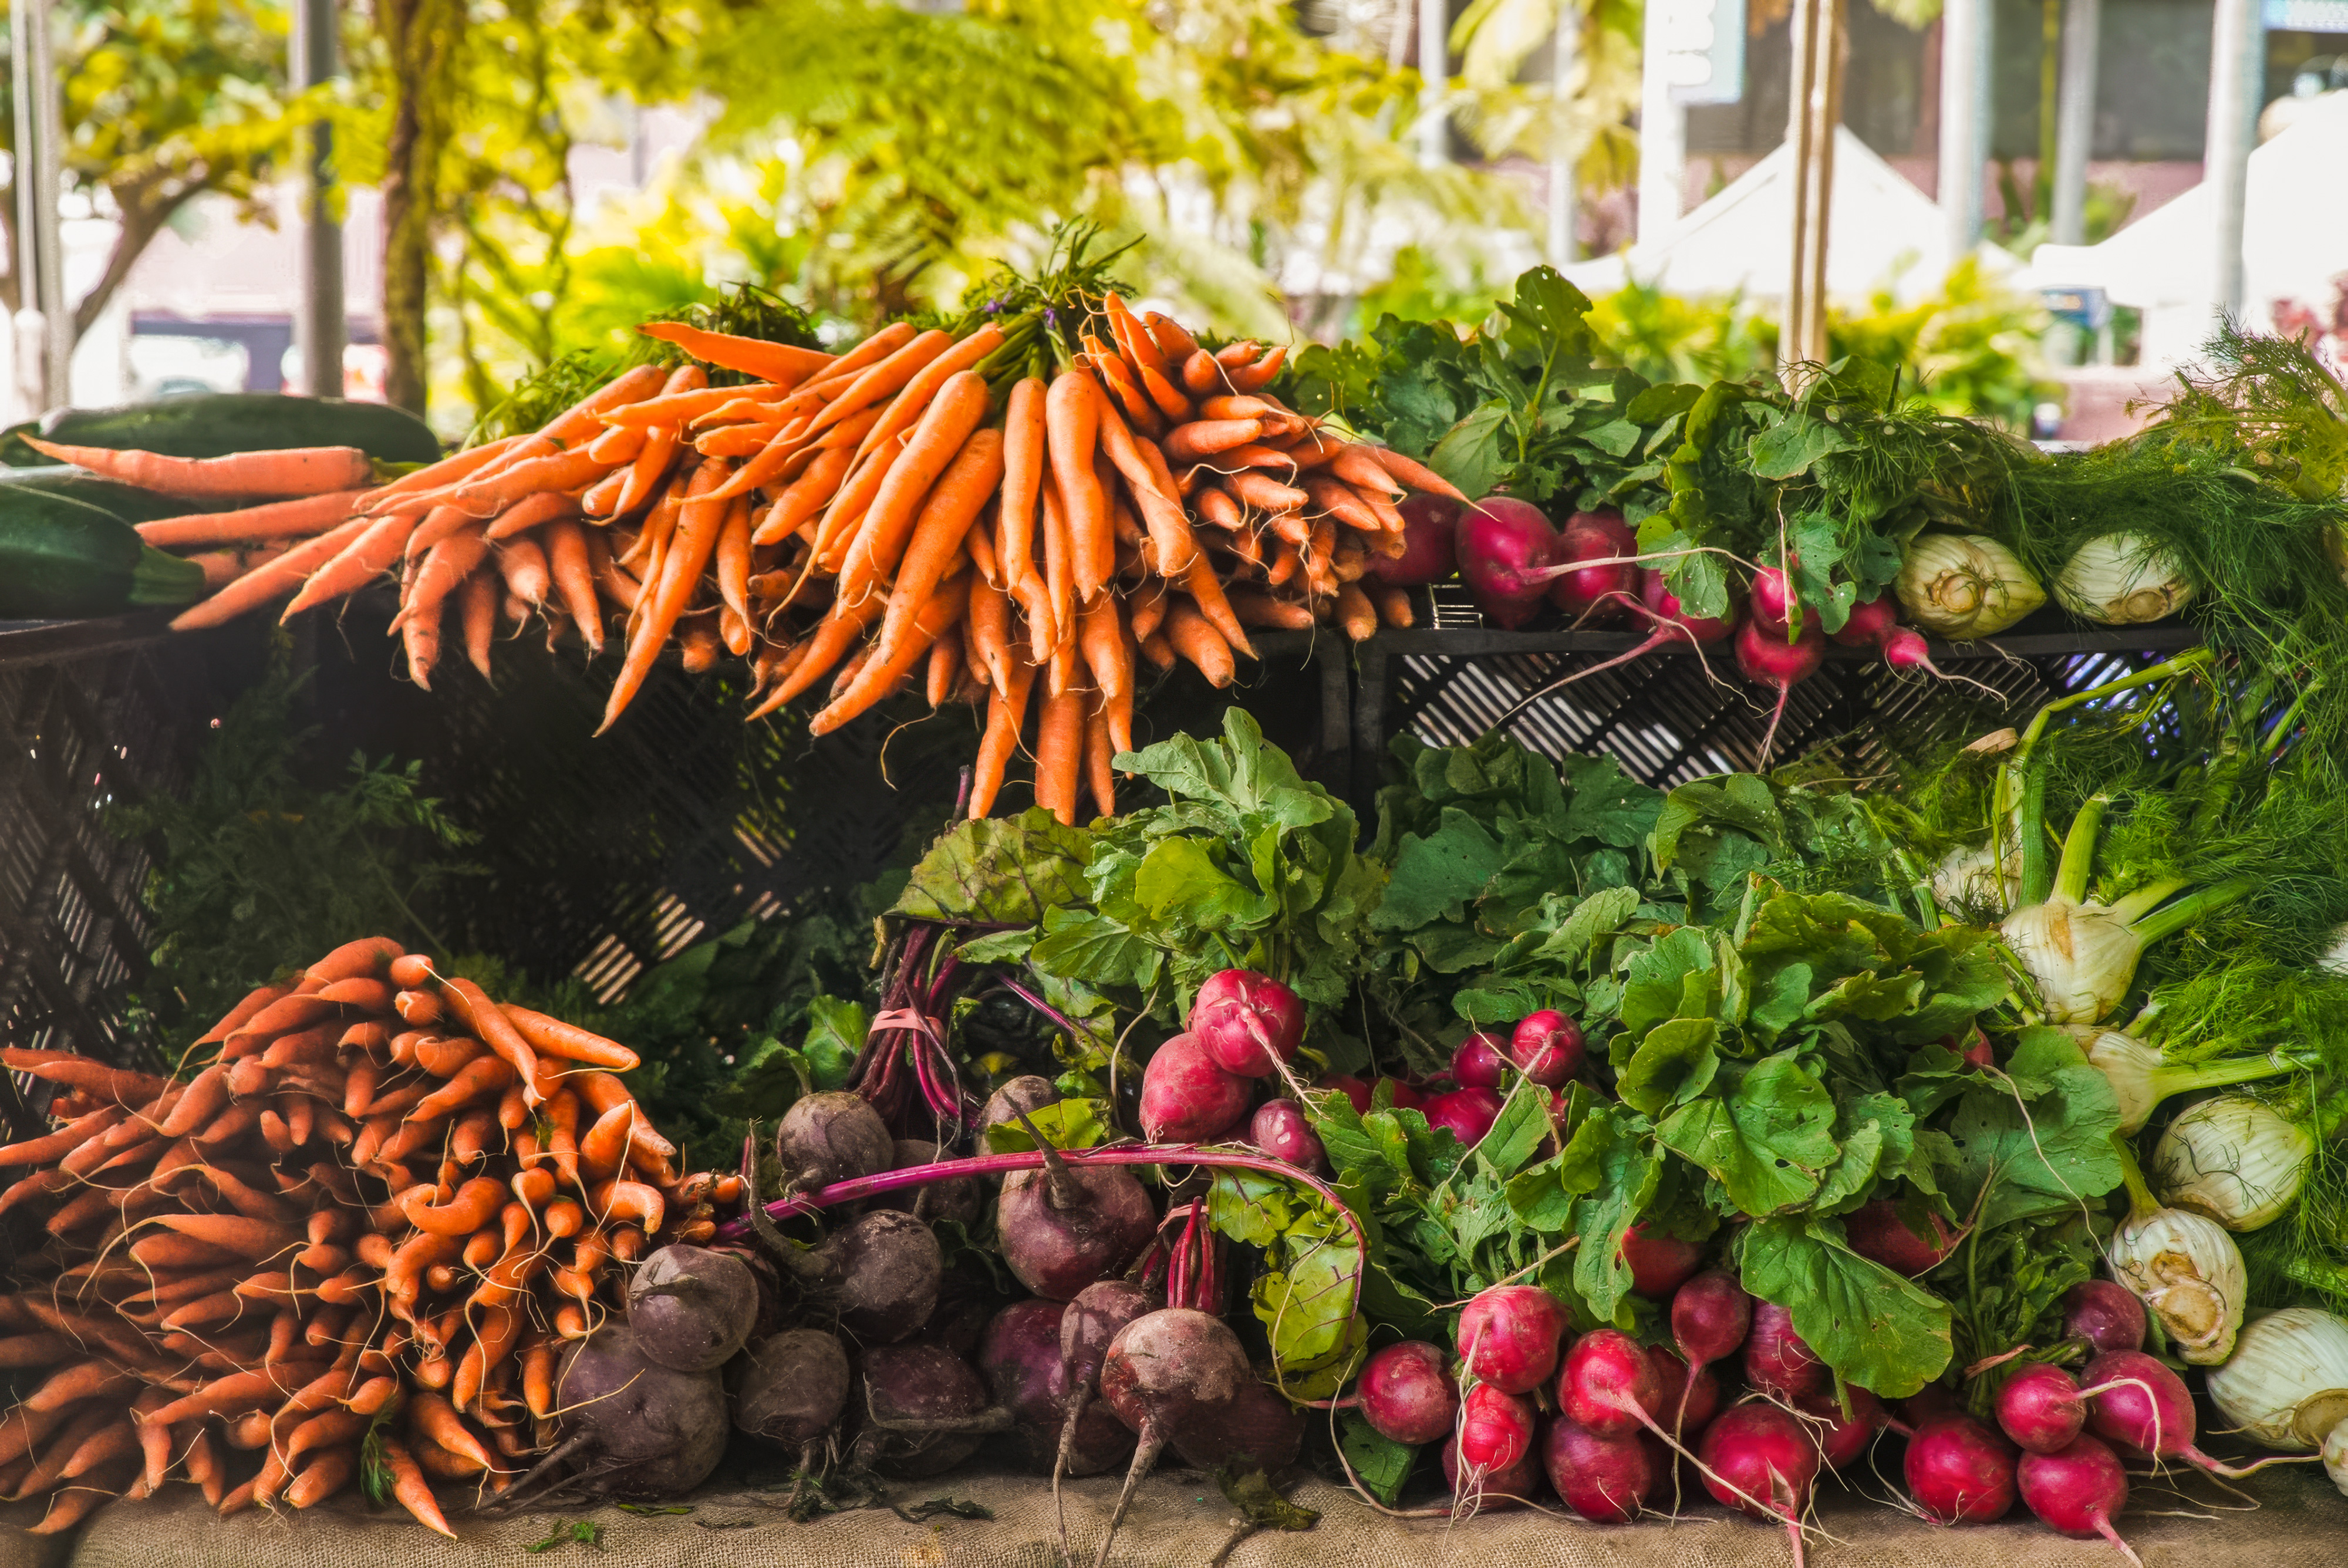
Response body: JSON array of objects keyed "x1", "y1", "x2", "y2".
[
  {"x1": 530, "y1": 520, "x2": 603, "y2": 657},
  {"x1": 430, "y1": 363, "x2": 666, "y2": 506},
  {"x1": 834, "y1": 372, "x2": 993, "y2": 610},
  {"x1": 406, "y1": 1054, "x2": 515, "y2": 1128},
  {"x1": 1095, "y1": 401, "x2": 1196, "y2": 575},
  {"x1": 1084, "y1": 702, "x2": 1117, "y2": 819},
  {"x1": 1182, "y1": 552, "x2": 1256, "y2": 656},
  {"x1": 393, "y1": 520, "x2": 491, "y2": 631},
  {"x1": 150, "y1": 1213, "x2": 301, "y2": 1260},
  {"x1": 849, "y1": 323, "x2": 1006, "y2": 465},
  {"x1": 276, "y1": 505, "x2": 418, "y2": 619},
  {"x1": 598, "y1": 459, "x2": 728, "y2": 731},
  {"x1": 1335, "y1": 580, "x2": 1379, "y2": 640},
  {"x1": 1179, "y1": 348, "x2": 1224, "y2": 396},
  {"x1": 869, "y1": 426, "x2": 1006, "y2": 665},
  {"x1": 24, "y1": 436, "x2": 370, "y2": 499},
  {"x1": 922, "y1": 633, "x2": 961, "y2": 707},
  {"x1": 24, "y1": 1360, "x2": 139, "y2": 1412},
  {"x1": 998, "y1": 375, "x2": 1048, "y2": 590},
  {"x1": 0, "y1": 1051, "x2": 166, "y2": 1101},
  {"x1": 135, "y1": 489, "x2": 365, "y2": 549},
  {"x1": 1164, "y1": 602, "x2": 1237, "y2": 687},
  {"x1": 747, "y1": 443, "x2": 855, "y2": 549},
  {"x1": 1226, "y1": 345, "x2": 1290, "y2": 392},
  {"x1": 1363, "y1": 444, "x2": 1468, "y2": 501},
  {"x1": 458, "y1": 568, "x2": 498, "y2": 679},
  {"x1": 600, "y1": 384, "x2": 781, "y2": 431},
  {"x1": 0, "y1": 1107, "x2": 122, "y2": 1167},
  {"x1": 1075, "y1": 590, "x2": 1133, "y2": 703},
  {"x1": 1046, "y1": 372, "x2": 1111, "y2": 600},
  {"x1": 141, "y1": 1368, "x2": 296, "y2": 1428},
  {"x1": 1033, "y1": 682, "x2": 1087, "y2": 827},
  {"x1": 1082, "y1": 342, "x2": 1162, "y2": 436},
  {"x1": 1226, "y1": 470, "x2": 1310, "y2": 513},
  {"x1": 638, "y1": 322, "x2": 834, "y2": 385},
  {"x1": 752, "y1": 593, "x2": 883, "y2": 717},
  {"x1": 403, "y1": 1175, "x2": 507, "y2": 1237},
  {"x1": 588, "y1": 1178, "x2": 664, "y2": 1231},
  {"x1": 377, "y1": 1435, "x2": 456, "y2": 1537},
  {"x1": 498, "y1": 1006, "x2": 640, "y2": 1072},
  {"x1": 964, "y1": 574, "x2": 1016, "y2": 700},
  {"x1": 799, "y1": 328, "x2": 952, "y2": 447},
  {"x1": 715, "y1": 493, "x2": 754, "y2": 631},
  {"x1": 806, "y1": 430, "x2": 909, "y2": 574},
  {"x1": 807, "y1": 574, "x2": 973, "y2": 737},
  {"x1": 449, "y1": 446, "x2": 612, "y2": 518},
  {"x1": 170, "y1": 514, "x2": 370, "y2": 630},
  {"x1": 198, "y1": 980, "x2": 295, "y2": 1045},
  {"x1": 1164, "y1": 419, "x2": 1264, "y2": 464}
]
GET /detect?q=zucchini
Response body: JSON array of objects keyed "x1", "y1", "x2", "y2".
[
  {"x1": 0, "y1": 489, "x2": 207, "y2": 619},
  {"x1": 0, "y1": 466, "x2": 222, "y2": 524},
  {"x1": 17, "y1": 394, "x2": 443, "y2": 466}
]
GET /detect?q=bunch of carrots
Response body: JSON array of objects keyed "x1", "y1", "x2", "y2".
[
  {"x1": 47, "y1": 289, "x2": 1459, "y2": 825},
  {"x1": 0, "y1": 936, "x2": 730, "y2": 1535}
]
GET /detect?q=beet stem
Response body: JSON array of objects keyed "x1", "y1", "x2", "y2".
[{"x1": 1013, "y1": 1108, "x2": 1088, "y2": 1210}]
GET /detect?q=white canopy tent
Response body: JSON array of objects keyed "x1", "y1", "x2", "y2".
[
  {"x1": 1564, "y1": 127, "x2": 2015, "y2": 305},
  {"x1": 2022, "y1": 92, "x2": 2348, "y2": 371}
]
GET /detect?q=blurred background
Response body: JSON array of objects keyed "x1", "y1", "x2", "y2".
[{"x1": 3, "y1": 0, "x2": 2343, "y2": 440}]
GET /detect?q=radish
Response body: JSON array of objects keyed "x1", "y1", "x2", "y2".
[
  {"x1": 1557, "y1": 1327, "x2": 1664, "y2": 1438},
  {"x1": 1137, "y1": 1032, "x2": 1250, "y2": 1142},
  {"x1": 1455, "y1": 497, "x2": 1559, "y2": 628},
  {"x1": 1490, "y1": 566, "x2": 1736, "y2": 716},
  {"x1": 1903, "y1": 1412, "x2": 2019, "y2": 1523},
  {"x1": 1324, "y1": 1074, "x2": 1374, "y2": 1114},
  {"x1": 1899, "y1": 1384, "x2": 1961, "y2": 1431},
  {"x1": 1422, "y1": 1086, "x2": 1503, "y2": 1148},
  {"x1": 1442, "y1": 1430, "x2": 1541, "y2": 1513},
  {"x1": 1743, "y1": 1300, "x2": 1828, "y2": 1401},
  {"x1": 1190, "y1": 969, "x2": 1305, "y2": 1078},
  {"x1": 1996, "y1": 1363, "x2": 2091, "y2": 1454},
  {"x1": 1647, "y1": 1344, "x2": 1720, "y2": 1437},
  {"x1": 1621, "y1": 1222, "x2": 1705, "y2": 1299},
  {"x1": 1455, "y1": 1283, "x2": 1568, "y2": 1394},
  {"x1": 1830, "y1": 593, "x2": 1897, "y2": 647},
  {"x1": 994, "y1": 1137, "x2": 1156, "y2": 1302},
  {"x1": 2063, "y1": 1281, "x2": 2147, "y2": 1354},
  {"x1": 1794, "y1": 1387, "x2": 1886, "y2": 1469},
  {"x1": 1458, "y1": 1382, "x2": 1539, "y2": 1471},
  {"x1": 1697, "y1": 1402, "x2": 1821, "y2": 1566},
  {"x1": 1508, "y1": 1010, "x2": 1583, "y2": 1087},
  {"x1": 1546, "y1": 510, "x2": 1638, "y2": 621},
  {"x1": 2016, "y1": 1437, "x2": 2143, "y2": 1564},
  {"x1": 1357, "y1": 1340, "x2": 1458, "y2": 1445},
  {"x1": 1735, "y1": 615, "x2": 1827, "y2": 766},
  {"x1": 2080, "y1": 1348, "x2": 2296, "y2": 1476},
  {"x1": 1750, "y1": 565, "x2": 1804, "y2": 635},
  {"x1": 1249, "y1": 1099, "x2": 1328, "y2": 1174},
  {"x1": 1831, "y1": 591, "x2": 1981, "y2": 687},
  {"x1": 1543, "y1": 1414, "x2": 1666, "y2": 1522},
  {"x1": 1843, "y1": 1199, "x2": 1958, "y2": 1276},
  {"x1": 1672, "y1": 1270, "x2": 1753, "y2": 1374},
  {"x1": 1451, "y1": 1032, "x2": 1507, "y2": 1092},
  {"x1": 1370, "y1": 494, "x2": 1460, "y2": 586}
]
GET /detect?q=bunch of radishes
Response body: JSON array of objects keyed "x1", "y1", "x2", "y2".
[{"x1": 1318, "y1": 1010, "x2": 1587, "y2": 1149}]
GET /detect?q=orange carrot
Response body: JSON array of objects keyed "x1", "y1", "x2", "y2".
[
  {"x1": 599, "y1": 460, "x2": 728, "y2": 732},
  {"x1": 715, "y1": 493, "x2": 753, "y2": 630},
  {"x1": 1336, "y1": 581, "x2": 1378, "y2": 640},
  {"x1": 1033, "y1": 682, "x2": 1087, "y2": 826},
  {"x1": 808, "y1": 574, "x2": 974, "y2": 736},
  {"x1": 798, "y1": 328, "x2": 952, "y2": 446},
  {"x1": 500, "y1": 1006, "x2": 640, "y2": 1071},
  {"x1": 353, "y1": 434, "x2": 516, "y2": 512},
  {"x1": 1084, "y1": 702, "x2": 1117, "y2": 818},
  {"x1": 968, "y1": 652, "x2": 1035, "y2": 820},
  {"x1": 925, "y1": 633, "x2": 962, "y2": 707},
  {"x1": 1046, "y1": 372, "x2": 1110, "y2": 599},
  {"x1": 834, "y1": 372, "x2": 993, "y2": 610},
  {"x1": 1077, "y1": 591, "x2": 1131, "y2": 702},
  {"x1": 806, "y1": 431, "x2": 910, "y2": 575},
  {"x1": 169, "y1": 515, "x2": 370, "y2": 630},
  {"x1": 135, "y1": 489, "x2": 364, "y2": 548},
  {"x1": 998, "y1": 376, "x2": 1048, "y2": 589},
  {"x1": 869, "y1": 426, "x2": 1006, "y2": 666},
  {"x1": 1364, "y1": 444, "x2": 1468, "y2": 501},
  {"x1": 638, "y1": 323, "x2": 835, "y2": 385},
  {"x1": 1164, "y1": 602, "x2": 1237, "y2": 686},
  {"x1": 459, "y1": 568, "x2": 499, "y2": 679},
  {"x1": 542, "y1": 519, "x2": 603, "y2": 655},
  {"x1": 379, "y1": 1436, "x2": 455, "y2": 1537},
  {"x1": 1164, "y1": 419, "x2": 1263, "y2": 463},
  {"x1": 849, "y1": 325, "x2": 1006, "y2": 464},
  {"x1": 492, "y1": 534, "x2": 550, "y2": 609},
  {"x1": 1082, "y1": 342, "x2": 1162, "y2": 437},
  {"x1": 1182, "y1": 552, "x2": 1256, "y2": 656},
  {"x1": 438, "y1": 980, "x2": 547, "y2": 1106},
  {"x1": 1038, "y1": 473, "x2": 1074, "y2": 666},
  {"x1": 481, "y1": 489, "x2": 579, "y2": 544},
  {"x1": 1180, "y1": 348, "x2": 1224, "y2": 396},
  {"x1": 752, "y1": 594, "x2": 883, "y2": 717},
  {"x1": 24, "y1": 436, "x2": 369, "y2": 498},
  {"x1": 967, "y1": 574, "x2": 1014, "y2": 699},
  {"x1": 450, "y1": 446, "x2": 610, "y2": 517},
  {"x1": 423, "y1": 363, "x2": 666, "y2": 508},
  {"x1": 394, "y1": 521, "x2": 491, "y2": 632},
  {"x1": 1095, "y1": 400, "x2": 1196, "y2": 575},
  {"x1": 1227, "y1": 343, "x2": 1290, "y2": 392}
]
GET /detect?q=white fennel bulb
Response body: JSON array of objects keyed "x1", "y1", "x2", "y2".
[
  {"x1": 2148, "y1": 1095, "x2": 2312, "y2": 1232},
  {"x1": 2053, "y1": 534, "x2": 2194, "y2": 625},
  {"x1": 2207, "y1": 1309, "x2": 2348, "y2": 1450},
  {"x1": 2326, "y1": 1418, "x2": 2348, "y2": 1498},
  {"x1": 1932, "y1": 841, "x2": 2022, "y2": 914},
  {"x1": 1895, "y1": 535, "x2": 2046, "y2": 639},
  {"x1": 2003, "y1": 899, "x2": 2147, "y2": 1024},
  {"x1": 2317, "y1": 923, "x2": 2348, "y2": 976},
  {"x1": 2107, "y1": 1206, "x2": 2247, "y2": 1365}
]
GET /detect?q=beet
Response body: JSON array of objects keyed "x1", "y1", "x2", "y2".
[
  {"x1": 626, "y1": 1243, "x2": 761, "y2": 1373},
  {"x1": 2063, "y1": 1280, "x2": 2147, "y2": 1355},
  {"x1": 1096, "y1": 1307, "x2": 1258, "y2": 1559},
  {"x1": 913, "y1": 1260, "x2": 1007, "y2": 1358},
  {"x1": 524, "y1": 1323, "x2": 728, "y2": 1503},
  {"x1": 1455, "y1": 1283, "x2": 1568, "y2": 1394},
  {"x1": 1451, "y1": 1032, "x2": 1507, "y2": 1091},
  {"x1": 734, "y1": 1327, "x2": 852, "y2": 1448},
  {"x1": 981, "y1": 1075, "x2": 1061, "y2": 1137},
  {"x1": 1249, "y1": 1099, "x2": 1328, "y2": 1174},
  {"x1": 1743, "y1": 1299, "x2": 1827, "y2": 1400},
  {"x1": 1442, "y1": 1431, "x2": 1541, "y2": 1512},
  {"x1": 1055, "y1": 1280, "x2": 1157, "y2": 1483},
  {"x1": 1137, "y1": 1031, "x2": 1251, "y2": 1142},
  {"x1": 1422, "y1": 1086, "x2": 1503, "y2": 1148},
  {"x1": 1844, "y1": 1199, "x2": 1958, "y2": 1276},
  {"x1": 855, "y1": 1343, "x2": 992, "y2": 1477},
  {"x1": 1543, "y1": 1414, "x2": 1666, "y2": 1522},
  {"x1": 1904, "y1": 1412, "x2": 2019, "y2": 1523},
  {"x1": 775, "y1": 1090, "x2": 895, "y2": 1193},
  {"x1": 875, "y1": 1139, "x2": 985, "y2": 1228},
  {"x1": 831, "y1": 1209, "x2": 944, "y2": 1345},
  {"x1": 1190, "y1": 969, "x2": 1305, "y2": 1077},
  {"x1": 996, "y1": 1156, "x2": 1156, "y2": 1301},
  {"x1": 1508, "y1": 1010, "x2": 1584, "y2": 1087},
  {"x1": 1620, "y1": 1222, "x2": 1705, "y2": 1299},
  {"x1": 1358, "y1": 1340, "x2": 1458, "y2": 1445},
  {"x1": 1370, "y1": 493, "x2": 1460, "y2": 586},
  {"x1": 976, "y1": 1298, "x2": 1135, "y2": 1475}
]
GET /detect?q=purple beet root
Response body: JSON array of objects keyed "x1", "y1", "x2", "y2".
[
  {"x1": 831, "y1": 1209, "x2": 944, "y2": 1346},
  {"x1": 854, "y1": 1343, "x2": 994, "y2": 1478},
  {"x1": 626, "y1": 1243, "x2": 762, "y2": 1374},
  {"x1": 981, "y1": 1075, "x2": 1061, "y2": 1137},
  {"x1": 1094, "y1": 1308, "x2": 1258, "y2": 1564},
  {"x1": 995, "y1": 1150, "x2": 1157, "y2": 1302},
  {"x1": 979, "y1": 1298, "x2": 1136, "y2": 1475},
  {"x1": 775, "y1": 1091, "x2": 895, "y2": 1193},
  {"x1": 521, "y1": 1324, "x2": 728, "y2": 1504},
  {"x1": 733, "y1": 1327, "x2": 852, "y2": 1448},
  {"x1": 875, "y1": 1139, "x2": 986, "y2": 1228}
]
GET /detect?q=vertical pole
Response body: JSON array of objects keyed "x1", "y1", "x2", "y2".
[
  {"x1": 2202, "y1": 0, "x2": 2260, "y2": 325},
  {"x1": 1639, "y1": 0, "x2": 1687, "y2": 241},
  {"x1": 28, "y1": 0, "x2": 70, "y2": 409},
  {"x1": 2049, "y1": 0, "x2": 2100, "y2": 245},
  {"x1": 292, "y1": 0, "x2": 345, "y2": 398},
  {"x1": 1784, "y1": 0, "x2": 1820, "y2": 375},
  {"x1": 1419, "y1": 0, "x2": 1449, "y2": 167},
  {"x1": 1548, "y1": 8, "x2": 1580, "y2": 265},
  {"x1": 9, "y1": 0, "x2": 45, "y2": 416},
  {"x1": 1782, "y1": 0, "x2": 1844, "y2": 379},
  {"x1": 1938, "y1": 0, "x2": 1992, "y2": 263}
]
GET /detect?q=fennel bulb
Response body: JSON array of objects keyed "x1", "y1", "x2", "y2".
[
  {"x1": 2107, "y1": 1205, "x2": 2247, "y2": 1364},
  {"x1": 2064, "y1": 1027, "x2": 2303, "y2": 1134},
  {"x1": 1931, "y1": 841, "x2": 2022, "y2": 915},
  {"x1": 2052, "y1": 534, "x2": 2194, "y2": 625},
  {"x1": 2207, "y1": 1308, "x2": 2348, "y2": 1450},
  {"x1": 1894, "y1": 535, "x2": 2046, "y2": 639},
  {"x1": 2326, "y1": 1418, "x2": 2348, "y2": 1498},
  {"x1": 2148, "y1": 1095, "x2": 2312, "y2": 1232}
]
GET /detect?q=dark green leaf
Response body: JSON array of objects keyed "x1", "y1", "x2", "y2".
[
  {"x1": 1741, "y1": 1215, "x2": 1952, "y2": 1397},
  {"x1": 890, "y1": 808, "x2": 1094, "y2": 925},
  {"x1": 1655, "y1": 1051, "x2": 1837, "y2": 1215},
  {"x1": 1337, "y1": 1412, "x2": 1418, "y2": 1506}
]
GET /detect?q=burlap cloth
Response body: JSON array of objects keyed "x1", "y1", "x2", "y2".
[{"x1": 22, "y1": 1459, "x2": 2347, "y2": 1568}]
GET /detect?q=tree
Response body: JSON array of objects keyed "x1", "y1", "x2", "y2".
[{"x1": 0, "y1": 0, "x2": 302, "y2": 345}]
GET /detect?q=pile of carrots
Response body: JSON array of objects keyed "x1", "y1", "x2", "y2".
[
  {"x1": 52, "y1": 294, "x2": 1461, "y2": 824},
  {"x1": 0, "y1": 936, "x2": 728, "y2": 1535}
]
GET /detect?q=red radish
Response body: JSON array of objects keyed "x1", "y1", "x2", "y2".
[
  {"x1": 1880, "y1": 626, "x2": 1976, "y2": 685},
  {"x1": 1749, "y1": 566, "x2": 1804, "y2": 635},
  {"x1": 1497, "y1": 567, "x2": 1736, "y2": 709},
  {"x1": 1323, "y1": 1074, "x2": 1372, "y2": 1115},
  {"x1": 1357, "y1": 1341, "x2": 1458, "y2": 1445},
  {"x1": 1507, "y1": 1011, "x2": 1583, "y2": 1087},
  {"x1": 1794, "y1": 1387, "x2": 1886, "y2": 1469},
  {"x1": 1190, "y1": 969, "x2": 1305, "y2": 1078},
  {"x1": 2080, "y1": 1349, "x2": 2291, "y2": 1476},
  {"x1": 1621, "y1": 1222, "x2": 1705, "y2": 1299},
  {"x1": 1830, "y1": 592, "x2": 1979, "y2": 687},
  {"x1": 1451, "y1": 1032, "x2": 1508, "y2": 1092},
  {"x1": 1898, "y1": 1384, "x2": 1960, "y2": 1432},
  {"x1": 1545, "y1": 510, "x2": 1638, "y2": 621},
  {"x1": 1558, "y1": 1327, "x2": 1664, "y2": 1438},
  {"x1": 1942, "y1": 1024, "x2": 1996, "y2": 1068},
  {"x1": 1422, "y1": 1087, "x2": 1502, "y2": 1148},
  {"x1": 1455, "y1": 498, "x2": 1559, "y2": 628},
  {"x1": 1647, "y1": 1344, "x2": 1720, "y2": 1437},
  {"x1": 1903, "y1": 1412, "x2": 2019, "y2": 1523},
  {"x1": 1671, "y1": 1270, "x2": 1752, "y2": 1371},
  {"x1": 1370, "y1": 494, "x2": 1460, "y2": 586},
  {"x1": 1442, "y1": 1431, "x2": 1540, "y2": 1513},
  {"x1": 2016, "y1": 1437, "x2": 2143, "y2": 1565},
  {"x1": 1248, "y1": 1100, "x2": 1327, "y2": 1175},
  {"x1": 1457, "y1": 1382, "x2": 1538, "y2": 1472},
  {"x1": 1829, "y1": 594, "x2": 1896, "y2": 646},
  {"x1": 1743, "y1": 1300, "x2": 1827, "y2": 1401},
  {"x1": 1542, "y1": 1414, "x2": 1666, "y2": 1522},
  {"x1": 1843, "y1": 1199, "x2": 1958, "y2": 1276},
  {"x1": 1996, "y1": 1363, "x2": 2091, "y2": 1455},
  {"x1": 1136, "y1": 1033, "x2": 1250, "y2": 1143},
  {"x1": 2063, "y1": 1282, "x2": 2146, "y2": 1355},
  {"x1": 1455, "y1": 1284, "x2": 1568, "y2": 1395},
  {"x1": 1697, "y1": 1402, "x2": 1821, "y2": 1566},
  {"x1": 1377, "y1": 1078, "x2": 1427, "y2": 1111},
  {"x1": 1735, "y1": 614, "x2": 1826, "y2": 764}
]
